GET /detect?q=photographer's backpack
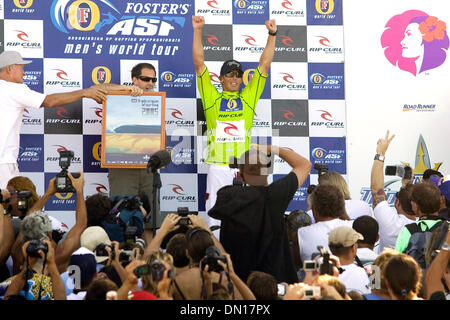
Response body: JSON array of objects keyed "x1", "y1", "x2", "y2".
[
  {"x1": 102, "y1": 195, "x2": 145, "y2": 243},
  {"x1": 403, "y1": 216, "x2": 446, "y2": 269}
]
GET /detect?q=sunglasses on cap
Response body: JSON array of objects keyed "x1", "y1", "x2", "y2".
[
  {"x1": 138, "y1": 76, "x2": 157, "y2": 83},
  {"x1": 224, "y1": 70, "x2": 243, "y2": 78}
]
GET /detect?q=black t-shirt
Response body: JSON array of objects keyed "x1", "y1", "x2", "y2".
[{"x1": 209, "y1": 172, "x2": 299, "y2": 283}]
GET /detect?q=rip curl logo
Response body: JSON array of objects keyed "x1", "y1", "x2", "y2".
[
  {"x1": 317, "y1": 36, "x2": 331, "y2": 47},
  {"x1": 51, "y1": 0, "x2": 119, "y2": 34},
  {"x1": 57, "y1": 108, "x2": 70, "y2": 119},
  {"x1": 206, "y1": 34, "x2": 219, "y2": 46},
  {"x1": 93, "y1": 183, "x2": 108, "y2": 193},
  {"x1": 54, "y1": 145, "x2": 68, "y2": 153},
  {"x1": 243, "y1": 35, "x2": 257, "y2": 46},
  {"x1": 283, "y1": 110, "x2": 295, "y2": 121},
  {"x1": 282, "y1": 0, "x2": 293, "y2": 10},
  {"x1": 15, "y1": 30, "x2": 29, "y2": 42},
  {"x1": 170, "y1": 184, "x2": 185, "y2": 195},
  {"x1": 54, "y1": 69, "x2": 69, "y2": 80},
  {"x1": 318, "y1": 110, "x2": 333, "y2": 121},
  {"x1": 207, "y1": 0, "x2": 219, "y2": 9},
  {"x1": 381, "y1": 10, "x2": 449, "y2": 76},
  {"x1": 169, "y1": 108, "x2": 183, "y2": 120},
  {"x1": 281, "y1": 73, "x2": 295, "y2": 83},
  {"x1": 281, "y1": 36, "x2": 294, "y2": 47},
  {"x1": 223, "y1": 122, "x2": 240, "y2": 136}
]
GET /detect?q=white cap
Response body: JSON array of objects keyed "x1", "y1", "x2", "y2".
[{"x1": 0, "y1": 51, "x2": 32, "y2": 69}]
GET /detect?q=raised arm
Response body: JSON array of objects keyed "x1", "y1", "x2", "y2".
[
  {"x1": 370, "y1": 130, "x2": 395, "y2": 208},
  {"x1": 144, "y1": 213, "x2": 181, "y2": 259},
  {"x1": 258, "y1": 20, "x2": 277, "y2": 75},
  {"x1": 192, "y1": 15, "x2": 206, "y2": 75},
  {"x1": 54, "y1": 172, "x2": 87, "y2": 272}
]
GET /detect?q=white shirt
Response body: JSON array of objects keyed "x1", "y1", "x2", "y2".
[
  {"x1": 0, "y1": 80, "x2": 45, "y2": 163},
  {"x1": 297, "y1": 218, "x2": 354, "y2": 262},
  {"x1": 306, "y1": 199, "x2": 373, "y2": 223},
  {"x1": 67, "y1": 291, "x2": 86, "y2": 300},
  {"x1": 339, "y1": 263, "x2": 371, "y2": 294},
  {"x1": 356, "y1": 247, "x2": 379, "y2": 266},
  {"x1": 372, "y1": 201, "x2": 416, "y2": 253}
]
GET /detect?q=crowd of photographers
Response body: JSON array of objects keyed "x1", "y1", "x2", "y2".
[{"x1": 0, "y1": 131, "x2": 449, "y2": 301}]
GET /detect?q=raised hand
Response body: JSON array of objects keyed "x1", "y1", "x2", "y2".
[
  {"x1": 192, "y1": 15, "x2": 205, "y2": 30},
  {"x1": 265, "y1": 19, "x2": 277, "y2": 34}
]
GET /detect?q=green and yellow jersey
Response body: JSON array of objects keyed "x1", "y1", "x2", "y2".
[{"x1": 197, "y1": 66, "x2": 267, "y2": 165}]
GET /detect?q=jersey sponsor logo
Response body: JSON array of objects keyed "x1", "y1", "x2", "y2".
[
  {"x1": 220, "y1": 97, "x2": 243, "y2": 112},
  {"x1": 215, "y1": 120, "x2": 245, "y2": 143}
]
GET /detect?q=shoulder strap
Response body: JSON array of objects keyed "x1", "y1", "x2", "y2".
[
  {"x1": 172, "y1": 278, "x2": 187, "y2": 300},
  {"x1": 354, "y1": 255, "x2": 365, "y2": 269},
  {"x1": 405, "y1": 222, "x2": 422, "y2": 235}
]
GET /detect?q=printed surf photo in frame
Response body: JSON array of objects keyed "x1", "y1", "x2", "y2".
[{"x1": 101, "y1": 91, "x2": 166, "y2": 168}]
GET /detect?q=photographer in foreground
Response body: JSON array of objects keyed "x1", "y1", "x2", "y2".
[
  {"x1": 209, "y1": 144, "x2": 311, "y2": 283},
  {"x1": 4, "y1": 239, "x2": 65, "y2": 300},
  {"x1": 11, "y1": 172, "x2": 87, "y2": 274}
]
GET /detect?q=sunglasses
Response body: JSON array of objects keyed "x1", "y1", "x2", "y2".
[
  {"x1": 224, "y1": 71, "x2": 243, "y2": 78},
  {"x1": 138, "y1": 76, "x2": 157, "y2": 83}
]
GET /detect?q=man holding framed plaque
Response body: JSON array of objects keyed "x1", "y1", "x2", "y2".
[
  {"x1": 192, "y1": 16, "x2": 277, "y2": 228},
  {"x1": 105, "y1": 63, "x2": 164, "y2": 239}
]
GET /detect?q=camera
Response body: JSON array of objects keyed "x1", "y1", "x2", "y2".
[
  {"x1": 200, "y1": 245, "x2": 227, "y2": 273},
  {"x1": 26, "y1": 239, "x2": 48, "y2": 258},
  {"x1": 54, "y1": 150, "x2": 80, "y2": 193},
  {"x1": 4, "y1": 190, "x2": 33, "y2": 218},
  {"x1": 124, "y1": 226, "x2": 138, "y2": 244},
  {"x1": 309, "y1": 246, "x2": 337, "y2": 276},
  {"x1": 304, "y1": 285, "x2": 321, "y2": 298},
  {"x1": 133, "y1": 260, "x2": 174, "y2": 282},
  {"x1": 176, "y1": 207, "x2": 198, "y2": 226},
  {"x1": 314, "y1": 163, "x2": 328, "y2": 175},
  {"x1": 385, "y1": 165, "x2": 412, "y2": 179},
  {"x1": 119, "y1": 250, "x2": 133, "y2": 263},
  {"x1": 307, "y1": 184, "x2": 316, "y2": 195},
  {"x1": 94, "y1": 243, "x2": 115, "y2": 260}
]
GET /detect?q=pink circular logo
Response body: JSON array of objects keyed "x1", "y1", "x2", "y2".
[{"x1": 381, "y1": 10, "x2": 449, "y2": 76}]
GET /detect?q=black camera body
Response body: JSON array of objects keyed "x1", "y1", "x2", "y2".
[
  {"x1": 26, "y1": 239, "x2": 48, "y2": 258},
  {"x1": 176, "y1": 207, "x2": 198, "y2": 226},
  {"x1": 16, "y1": 190, "x2": 33, "y2": 211},
  {"x1": 124, "y1": 226, "x2": 138, "y2": 244},
  {"x1": 200, "y1": 245, "x2": 227, "y2": 273},
  {"x1": 133, "y1": 260, "x2": 174, "y2": 282},
  {"x1": 314, "y1": 163, "x2": 329, "y2": 175},
  {"x1": 385, "y1": 165, "x2": 412, "y2": 179},
  {"x1": 317, "y1": 246, "x2": 336, "y2": 275},
  {"x1": 95, "y1": 243, "x2": 115, "y2": 261},
  {"x1": 54, "y1": 150, "x2": 80, "y2": 193}
]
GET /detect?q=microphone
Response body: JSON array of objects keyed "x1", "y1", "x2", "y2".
[{"x1": 147, "y1": 150, "x2": 171, "y2": 171}]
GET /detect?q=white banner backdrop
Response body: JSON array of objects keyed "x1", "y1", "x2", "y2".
[{"x1": 344, "y1": 0, "x2": 450, "y2": 202}]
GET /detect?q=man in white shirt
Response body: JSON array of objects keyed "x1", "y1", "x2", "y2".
[
  {"x1": 0, "y1": 51, "x2": 141, "y2": 188},
  {"x1": 370, "y1": 131, "x2": 417, "y2": 252},
  {"x1": 328, "y1": 226, "x2": 371, "y2": 294},
  {"x1": 297, "y1": 184, "x2": 353, "y2": 263}
]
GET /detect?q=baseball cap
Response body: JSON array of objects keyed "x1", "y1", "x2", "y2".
[
  {"x1": 69, "y1": 247, "x2": 97, "y2": 288},
  {"x1": 80, "y1": 226, "x2": 112, "y2": 263},
  {"x1": 220, "y1": 59, "x2": 243, "y2": 76},
  {"x1": 328, "y1": 226, "x2": 364, "y2": 247},
  {"x1": 439, "y1": 181, "x2": 450, "y2": 201},
  {"x1": 0, "y1": 51, "x2": 32, "y2": 69},
  {"x1": 127, "y1": 290, "x2": 159, "y2": 300}
]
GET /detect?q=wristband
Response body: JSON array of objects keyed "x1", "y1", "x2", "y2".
[
  {"x1": 374, "y1": 154, "x2": 385, "y2": 162},
  {"x1": 268, "y1": 30, "x2": 277, "y2": 36}
]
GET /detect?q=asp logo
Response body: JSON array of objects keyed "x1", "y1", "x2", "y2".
[
  {"x1": 91, "y1": 66, "x2": 111, "y2": 84},
  {"x1": 234, "y1": 0, "x2": 249, "y2": 9},
  {"x1": 310, "y1": 73, "x2": 325, "y2": 84},
  {"x1": 316, "y1": 0, "x2": 334, "y2": 15},
  {"x1": 311, "y1": 147, "x2": 342, "y2": 160},
  {"x1": 14, "y1": 0, "x2": 34, "y2": 9}
]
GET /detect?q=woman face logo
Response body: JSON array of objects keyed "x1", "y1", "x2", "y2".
[{"x1": 381, "y1": 10, "x2": 449, "y2": 76}]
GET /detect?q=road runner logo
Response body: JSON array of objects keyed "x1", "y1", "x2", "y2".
[{"x1": 360, "y1": 135, "x2": 443, "y2": 205}]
